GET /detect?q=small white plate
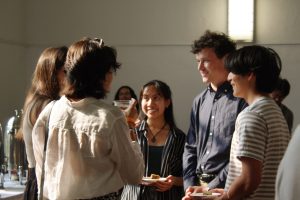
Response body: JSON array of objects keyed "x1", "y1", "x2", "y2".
[
  {"x1": 142, "y1": 177, "x2": 167, "y2": 183},
  {"x1": 190, "y1": 192, "x2": 221, "y2": 199}
]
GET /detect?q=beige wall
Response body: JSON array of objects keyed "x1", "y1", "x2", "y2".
[
  {"x1": 0, "y1": 0, "x2": 27, "y2": 130},
  {"x1": 0, "y1": 0, "x2": 299, "y2": 133}
]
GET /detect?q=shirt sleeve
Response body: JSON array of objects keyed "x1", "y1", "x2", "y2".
[
  {"x1": 183, "y1": 107, "x2": 199, "y2": 190},
  {"x1": 237, "y1": 111, "x2": 267, "y2": 161},
  {"x1": 32, "y1": 103, "x2": 52, "y2": 190},
  {"x1": 22, "y1": 107, "x2": 36, "y2": 168},
  {"x1": 110, "y1": 116, "x2": 145, "y2": 185}
]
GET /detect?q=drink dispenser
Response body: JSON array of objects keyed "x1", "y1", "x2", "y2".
[{"x1": 4, "y1": 109, "x2": 27, "y2": 179}]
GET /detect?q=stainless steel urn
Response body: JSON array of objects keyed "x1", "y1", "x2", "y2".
[{"x1": 3, "y1": 109, "x2": 27, "y2": 176}]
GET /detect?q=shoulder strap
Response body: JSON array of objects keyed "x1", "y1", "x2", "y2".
[{"x1": 39, "y1": 101, "x2": 56, "y2": 200}]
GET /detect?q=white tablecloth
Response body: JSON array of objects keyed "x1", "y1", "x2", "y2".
[{"x1": 0, "y1": 178, "x2": 25, "y2": 200}]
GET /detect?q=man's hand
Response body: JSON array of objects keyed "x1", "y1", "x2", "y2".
[{"x1": 182, "y1": 186, "x2": 209, "y2": 200}]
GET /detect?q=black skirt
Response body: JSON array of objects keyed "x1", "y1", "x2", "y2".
[{"x1": 23, "y1": 168, "x2": 38, "y2": 200}]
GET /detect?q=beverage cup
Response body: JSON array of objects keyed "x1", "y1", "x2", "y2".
[{"x1": 113, "y1": 100, "x2": 132, "y2": 110}]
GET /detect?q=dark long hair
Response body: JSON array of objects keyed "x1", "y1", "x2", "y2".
[
  {"x1": 139, "y1": 80, "x2": 177, "y2": 129},
  {"x1": 274, "y1": 78, "x2": 290, "y2": 98},
  {"x1": 23, "y1": 46, "x2": 68, "y2": 126},
  {"x1": 114, "y1": 85, "x2": 139, "y2": 111},
  {"x1": 24, "y1": 47, "x2": 68, "y2": 113}
]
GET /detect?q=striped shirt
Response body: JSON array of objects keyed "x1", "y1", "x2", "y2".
[
  {"x1": 225, "y1": 97, "x2": 290, "y2": 200},
  {"x1": 121, "y1": 120, "x2": 186, "y2": 200}
]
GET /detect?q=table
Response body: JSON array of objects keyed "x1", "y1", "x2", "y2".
[{"x1": 0, "y1": 178, "x2": 25, "y2": 200}]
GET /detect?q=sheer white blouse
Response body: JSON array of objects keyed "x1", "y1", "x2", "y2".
[{"x1": 32, "y1": 96, "x2": 144, "y2": 200}]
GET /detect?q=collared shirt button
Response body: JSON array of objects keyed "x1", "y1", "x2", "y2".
[
  {"x1": 211, "y1": 116, "x2": 215, "y2": 120},
  {"x1": 209, "y1": 132, "x2": 213, "y2": 136}
]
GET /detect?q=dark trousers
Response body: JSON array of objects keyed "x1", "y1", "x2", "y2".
[{"x1": 23, "y1": 168, "x2": 38, "y2": 200}]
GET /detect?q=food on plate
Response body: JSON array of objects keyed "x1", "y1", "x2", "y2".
[
  {"x1": 150, "y1": 174, "x2": 160, "y2": 179},
  {"x1": 203, "y1": 190, "x2": 212, "y2": 195},
  {"x1": 190, "y1": 192, "x2": 221, "y2": 199}
]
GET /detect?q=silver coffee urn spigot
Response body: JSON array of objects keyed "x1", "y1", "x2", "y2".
[{"x1": 4, "y1": 109, "x2": 27, "y2": 180}]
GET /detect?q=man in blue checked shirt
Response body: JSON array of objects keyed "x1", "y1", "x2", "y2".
[{"x1": 182, "y1": 30, "x2": 247, "y2": 194}]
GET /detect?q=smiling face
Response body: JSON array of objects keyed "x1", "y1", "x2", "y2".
[
  {"x1": 141, "y1": 85, "x2": 170, "y2": 120},
  {"x1": 195, "y1": 48, "x2": 228, "y2": 89},
  {"x1": 227, "y1": 72, "x2": 254, "y2": 100}
]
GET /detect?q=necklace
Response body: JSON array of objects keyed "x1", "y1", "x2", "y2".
[{"x1": 148, "y1": 122, "x2": 167, "y2": 143}]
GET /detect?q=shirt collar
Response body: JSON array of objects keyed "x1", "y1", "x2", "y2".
[
  {"x1": 207, "y1": 81, "x2": 232, "y2": 94},
  {"x1": 61, "y1": 95, "x2": 100, "y2": 108}
]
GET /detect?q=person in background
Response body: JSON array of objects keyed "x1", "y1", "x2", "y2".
[
  {"x1": 275, "y1": 124, "x2": 300, "y2": 200},
  {"x1": 32, "y1": 38, "x2": 144, "y2": 200},
  {"x1": 183, "y1": 30, "x2": 247, "y2": 193},
  {"x1": 21, "y1": 46, "x2": 68, "y2": 200},
  {"x1": 114, "y1": 85, "x2": 139, "y2": 111},
  {"x1": 114, "y1": 85, "x2": 138, "y2": 101},
  {"x1": 121, "y1": 80, "x2": 186, "y2": 200},
  {"x1": 270, "y1": 78, "x2": 294, "y2": 133}
]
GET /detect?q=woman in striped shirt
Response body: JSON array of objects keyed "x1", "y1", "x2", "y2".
[{"x1": 121, "y1": 80, "x2": 186, "y2": 200}]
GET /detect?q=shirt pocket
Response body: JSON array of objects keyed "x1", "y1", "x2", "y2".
[{"x1": 216, "y1": 112, "x2": 237, "y2": 138}]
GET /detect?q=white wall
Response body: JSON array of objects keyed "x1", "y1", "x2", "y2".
[
  {"x1": 0, "y1": 0, "x2": 299, "y2": 133},
  {"x1": 111, "y1": 45, "x2": 200, "y2": 131},
  {"x1": 0, "y1": 0, "x2": 26, "y2": 129}
]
